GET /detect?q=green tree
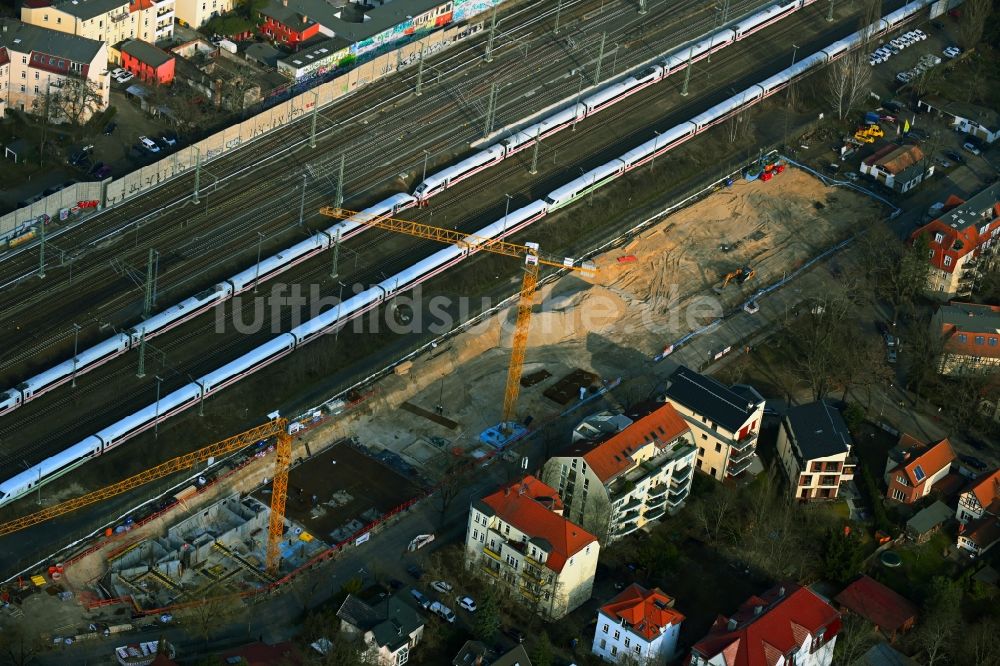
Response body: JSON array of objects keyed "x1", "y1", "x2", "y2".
[
  {"x1": 473, "y1": 590, "x2": 501, "y2": 642},
  {"x1": 821, "y1": 528, "x2": 866, "y2": 586},
  {"x1": 530, "y1": 631, "x2": 554, "y2": 666},
  {"x1": 843, "y1": 403, "x2": 865, "y2": 435}
]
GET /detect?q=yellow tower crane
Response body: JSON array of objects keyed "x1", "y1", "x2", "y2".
[
  {"x1": 318, "y1": 206, "x2": 596, "y2": 434},
  {"x1": 0, "y1": 418, "x2": 293, "y2": 574}
]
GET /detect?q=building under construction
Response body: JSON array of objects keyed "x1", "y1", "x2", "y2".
[{"x1": 104, "y1": 494, "x2": 325, "y2": 610}]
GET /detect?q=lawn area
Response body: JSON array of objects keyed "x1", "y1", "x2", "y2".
[{"x1": 869, "y1": 531, "x2": 955, "y2": 604}]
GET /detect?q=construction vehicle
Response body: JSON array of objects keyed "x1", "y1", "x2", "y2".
[
  {"x1": 853, "y1": 124, "x2": 884, "y2": 144},
  {"x1": 319, "y1": 206, "x2": 596, "y2": 434},
  {"x1": 713, "y1": 266, "x2": 755, "y2": 293},
  {"x1": 0, "y1": 419, "x2": 293, "y2": 574}
]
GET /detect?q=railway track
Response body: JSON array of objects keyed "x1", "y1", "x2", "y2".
[
  {"x1": 0, "y1": 0, "x2": 891, "y2": 479},
  {"x1": 0, "y1": 0, "x2": 751, "y2": 386}
]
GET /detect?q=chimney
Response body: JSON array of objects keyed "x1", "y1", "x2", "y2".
[
  {"x1": 727, "y1": 618, "x2": 737, "y2": 631},
  {"x1": 475, "y1": 656, "x2": 483, "y2": 666},
  {"x1": 902, "y1": 451, "x2": 911, "y2": 461},
  {"x1": 282, "y1": 0, "x2": 287, "y2": 5},
  {"x1": 302, "y1": 14, "x2": 308, "y2": 22},
  {"x1": 778, "y1": 586, "x2": 786, "y2": 597},
  {"x1": 753, "y1": 605, "x2": 763, "y2": 616}
]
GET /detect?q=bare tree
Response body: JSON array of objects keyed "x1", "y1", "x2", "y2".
[
  {"x1": 0, "y1": 620, "x2": 45, "y2": 666},
  {"x1": 724, "y1": 105, "x2": 754, "y2": 144},
  {"x1": 825, "y1": 49, "x2": 871, "y2": 121},
  {"x1": 50, "y1": 77, "x2": 106, "y2": 128},
  {"x1": 833, "y1": 614, "x2": 877, "y2": 664},
  {"x1": 690, "y1": 484, "x2": 735, "y2": 542},
  {"x1": 917, "y1": 577, "x2": 961, "y2": 666},
  {"x1": 180, "y1": 594, "x2": 244, "y2": 646},
  {"x1": 958, "y1": 0, "x2": 992, "y2": 49},
  {"x1": 961, "y1": 618, "x2": 1000, "y2": 666}
]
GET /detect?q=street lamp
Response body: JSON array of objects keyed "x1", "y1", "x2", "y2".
[
  {"x1": 502, "y1": 194, "x2": 512, "y2": 236},
  {"x1": 253, "y1": 232, "x2": 265, "y2": 294}
]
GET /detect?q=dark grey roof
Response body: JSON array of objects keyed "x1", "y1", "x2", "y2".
[
  {"x1": 906, "y1": 500, "x2": 953, "y2": 535},
  {"x1": 663, "y1": 366, "x2": 761, "y2": 432},
  {"x1": 937, "y1": 302, "x2": 1000, "y2": 334},
  {"x1": 493, "y1": 645, "x2": 532, "y2": 666},
  {"x1": 784, "y1": 401, "x2": 852, "y2": 461},
  {"x1": 337, "y1": 593, "x2": 422, "y2": 653},
  {"x1": 935, "y1": 182, "x2": 1000, "y2": 233},
  {"x1": 0, "y1": 18, "x2": 104, "y2": 64},
  {"x1": 453, "y1": 640, "x2": 492, "y2": 666},
  {"x1": 54, "y1": 0, "x2": 130, "y2": 22},
  {"x1": 853, "y1": 642, "x2": 916, "y2": 666},
  {"x1": 245, "y1": 42, "x2": 283, "y2": 68},
  {"x1": 920, "y1": 96, "x2": 1000, "y2": 129},
  {"x1": 260, "y1": 0, "x2": 448, "y2": 44},
  {"x1": 121, "y1": 40, "x2": 172, "y2": 68}
]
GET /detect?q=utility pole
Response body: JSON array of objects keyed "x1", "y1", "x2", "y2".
[
  {"x1": 137, "y1": 331, "x2": 146, "y2": 379},
  {"x1": 572, "y1": 74, "x2": 584, "y2": 131},
  {"x1": 680, "y1": 47, "x2": 694, "y2": 96},
  {"x1": 650, "y1": 130, "x2": 662, "y2": 170},
  {"x1": 298, "y1": 173, "x2": 308, "y2": 227},
  {"x1": 38, "y1": 217, "x2": 46, "y2": 279},
  {"x1": 484, "y1": 82, "x2": 499, "y2": 138},
  {"x1": 309, "y1": 93, "x2": 319, "y2": 148},
  {"x1": 71, "y1": 324, "x2": 81, "y2": 388},
  {"x1": 783, "y1": 45, "x2": 799, "y2": 150},
  {"x1": 639, "y1": 0, "x2": 647, "y2": 16},
  {"x1": 154, "y1": 376, "x2": 162, "y2": 438},
  {"x1": 335, "y1": 153, "x2": 346, "y2": 209},
  {"x1": 502, "y1": 193, "x2": 512, "y2": 234},
  {"x1": 593, "y1": 32, "x2": 607, "y2": 85},
  {"x1": 554, "y1": 0, "x2": 563, "y2": 34},
  {"x1": 254, "y1": 232, "x2": 264, "y2": 294},
  {"x1": 530, "y1": 132, "x2": 540, "y2": 175},
  {"x1": 722, "y1": 0, "x2": 731, "y2": 22},
  {"x1": 416, "y1": 47, "x2": 425, "y2": 96},
  {"x1": 197, "y1": 380, "x2": 205, "y2": 416},
  {"x1": 827, "y1": 0, "x2": 835, "y2": 22},
  {"x1": 422, "y1": 150, "x2": 430, "y2": 183},
  {"x1": 611, "y1": 44, "x2": 620, "y2": 75},
  {"x1": 485, "y1": 4, "x2": 498, "y2": 63},
  {"x1": 192, "y1": 146, "x2": 201, "y2": 204},
  {"x1": 143, "y1": 248, "x2": 158, "y2": 319},
  {"x1": 331, "y1": 228, "x2": 341, "y2": 279}
]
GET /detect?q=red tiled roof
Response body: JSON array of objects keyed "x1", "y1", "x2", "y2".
[
  {"x1": 963, "y1": 516, "x2": 1000, "y2": 549},
  {"x1": 834, "y1": 575, "x2": 917, "y2": 633},
  {"x1": 581, "y1": 403, "x2": 689, "y2": 482},
  {"x1": 480, "y1": 476, "x2": 596, "y2": 573},
  {"x1": 600, "y1": 584, "x2": 685, "y2": 642},
  {"x1": 130, "y1": 0, "x2": 154, "y2": 11},
  {"x1": 691, "y1": 584, "x2": 840, "y2": 666},
  {"x1": 912, "y1": 189, "x2": 1000, "y2": 274},
  {"x1": 967, "y1": 469, "x2": 1000, "y2": 512},
  {"x1": 890, "y1": 437, "x2": 956, "y2": 487}
]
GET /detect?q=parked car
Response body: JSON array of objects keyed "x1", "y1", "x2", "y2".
[
  {"x1": 963, "y1": 142, "x2": 982, "y2": 156},
  {"x1": 944, "y1": 150, "x2": 965, "y2": 164},
  {"x1": 907, "y1": 127, "x2": 929, "y2": 140},
  {"x1": 388, "y1": 579, "x2": 404, "y2": 591},
  {"x1": 883, "y1": 100, "x2": 903, "y2": 113},
  {"x1": 110, "y1": 67, "x2": 126, "y2": 79},
  {"x1": 887, "y1": 348, "x2": 897, "y2": 364},
  {"x1": 103, "y1": 121, "x2": 117, "y2": 135},
  {"x1": 410, "y1": 589, "x2": 431, "y2": 609},
  {"x1": 89, "y1": 162, "x2": 112, "y2": 179},
  {"x1": 68, "y1": 145, "x2": 93, "y2": 167},
  {"x1": 406, "y1": 564, "x2": 423, "y2": 580},
  {"x1": 896, "y1": 72, "x2": 912, "y2": 83},
  {"x1": 153, "y1": 136, "x2": 171, "y2": 151},
  {"x1": 115, "y1": 70, "x2": 133, "y2": 84},
  {"x1": 457, "y1": 596, "x2": 477, "y2": 612},
  {"x1": 428, "y1": 601, "x2": 456, "y2": 623},
  {"x1": 430, "y1": 580, "x2": 452, "y2": 594},
  {"x1": 845, "y1": 172, "x2": 859, "y2": 182},
  {"x1": 936, "y1": 157, "x2": 953, "y2": 168},
  {"x1": 162, "y1": 130, "x2": 179, "y2": 145},
  {"x1": 960, "y1": 454, "x2": 988, "y2": 471},
  {"x1": 138, "y1": 136, "x2": 160, "y2": 153},
  {"x1": 505, "y1": 627, "x2": 525, "y2": 643},
  {"x1": 943, "y1": 46, "x2": 962, "y2": 58}
]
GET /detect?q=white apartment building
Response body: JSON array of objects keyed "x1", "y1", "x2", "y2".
[
  {"x1": 21, "y1": 0, "x2": 175, "y2": 52},
  {"x1": 776, "y1": 401, "x2": 856, "y2": 501},
  {"x1": 0, "y1": 19, "x2": 109, "y2": 120},
  {"x1": 541, "y1": 402, "x2": 696, "y2": 543},
  {"x1": 592, "y1": 584, "x2": 684, "y2": 664},
  {"x1": 661, "y1": 365, "x2": 765, "y2": 481},
  {"x1": 464, "y1": 475, "x2": 599, "y2": 620}
]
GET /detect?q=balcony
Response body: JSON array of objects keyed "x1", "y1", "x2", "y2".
[
  {"x1": 647, "y1": 483, "x2": 668, "y2": 499},
  {"x1": 731, "y1": 431, "x2": 757, "y2": 452},
  {"x1": 614, "y1": 521, "x2": 641, "y2": 537},
  {"x1": 644, "y1": 507, "x2": 665, "y2": 521},
  {"x1": 727, "y1": 455, "x2": 753, "y2": 477},
  {"x1": 482, "y1": 546, "x2": 501, "y2": 561},
  {"x1": 668, "y1": 486, "x2": 689, "y2": 506},
  {"x1": 618, "y1": 497, "x2": 642, "y2": 513},
  {"x1": 156, "y1": 10, "x2": 174, "y2": 21},
  {"x1": 671, "y1": 465, "x2": 692, "y2": 486},
  {"x1": 646, "y1": 495, "x2": 667, "y2": 510},
  {"x1": 729, "y1": 443, "x2": 755, "y2": 465},
  {"x1": 110, "y1": 11, "x2": 129, "y2": 23}
]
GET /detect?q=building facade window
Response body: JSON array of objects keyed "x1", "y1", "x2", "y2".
[{"x1": 892, "y1": 488, "x2": 906, "y2": 502}]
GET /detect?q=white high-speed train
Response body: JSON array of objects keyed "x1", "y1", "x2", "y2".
[
  {"x1": 0, "y1": 0, "x2": 940, "y2": 507},
  {"x1": 0, "y1": 0, "x2": 822, "y2": 420}
]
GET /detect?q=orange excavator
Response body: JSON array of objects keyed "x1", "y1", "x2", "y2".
[{"x1": 713, "y1": 265, "x2": 755, "y2": 293}]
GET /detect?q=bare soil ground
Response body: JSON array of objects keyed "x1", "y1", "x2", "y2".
[
  {"x1": 327, "y1": 168, "x2": 880, "y2": 464},
  {"x1": 254, "y1": 441, "x2": 422, "y2": 544}
]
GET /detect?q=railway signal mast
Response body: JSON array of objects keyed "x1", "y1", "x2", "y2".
[{"x1": 319, "y1": 206, "x2": 595, "y2": 439}]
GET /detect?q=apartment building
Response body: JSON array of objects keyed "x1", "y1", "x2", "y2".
[
  {"x1": 174, "y1": 0, "x2": 236, "y2": 29},
  {"x1": 0, "y1": 19, "x2": 109, "y2": 120},
  {"x1": 21, "y1": 0, "x2": 175, "y2": 52},
  {"x1": 592, "y1": 584, "x2": 684, "y2": 664},
  {"x1": 464, "y1": 476, "x2": 598, "y2": 620},
  {"x1": 776, "y1": 401, "x2": 856, "y2": 501},
  {"x1": 931, "y1": 301, "x2": 1000, "y2": 376},
  {"x1": 541, "y1": 402, "x2": 696, "y2": 543},
  {"x1": 689, "y1": 583, "x2": 840, "y2": 666},
  {"x1": 913, "y1": 184, "x2": 1000, "y2": 299},
  {"x1": 661, "y1": 365, "x2": 764, "y2": 481},
  {"x1": 884, "y1": 435, "x2": 955, "y2": 505}
]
